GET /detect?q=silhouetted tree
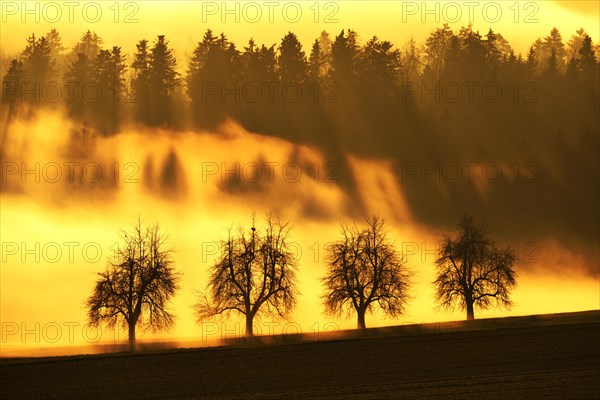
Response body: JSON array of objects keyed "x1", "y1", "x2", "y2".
[
  {"x1": 531, "y1": 37, "x2": 546, "y2": 75},
  {"x1": 565, "y1": 56, "x2": 579, "y2": 85},
  {"x1": 86, "y1": 219, "x2": 180, "y2": 348},
  {"x1": 578, "y1": 35, "x2": 598, "y2": 79},
  {"x1": 187, "y1": 30, "x2": 239, "y2": 128},
  {"x1": 64, "y1": 53, "x2": 92, "y2": 120},
  {"x1": 46, "y1": 28, "x2": 65, "y2": 56},
  {"x1": 92, "y1": 46, "x2": 126, "y2": 134},
  {"x1": 491, "y1": 31, "x2": 513, "y2": 61},
  {"x1": 72, "y1": 30, "x2": 103, "y2": 60},
  {"x1": 566, "y1": 28, "x2": 587, "y2": 61},
  {"x1": 442, "y1": 34, "x2": 462, "y2": 81},
  {"x1": 278, "y1": 32, "x2": 307, "y2": 83},
  {"x1": 434, "y1": 215, "x2": 517, "y2": 320},
  {"x1": 131, "y1": 39, "x2": 151, "y2": 124},
  {"x1": 322, "y1": 216, "x2": 412, "y2": 329},
  {"x1": 400, "y1": 37, "x2": 422, "y2": 83},
  {"x1": 359, "y1": 37, "x2": 401, "y2": 86},
  {"x1": 241, "y1": 38, "x2": 277, "y2": 83},
  {"x1": 484, "y1": 29, "x2": 501, "y2": 69},
  {"x1": 331, "y1": 29, "x2": 360, "y2": 84},
  {"x1": 543, "y1": 27, "x2": 566, "y2": 72},
  {"x1": 355, "y1": 37, "x2": 404, "y2": 137},
  {"x1": 526, "y1": 45, "x2": 537, "y2": 77},
  {"x1": 147, "y1": 35, "x2": 179, "y2": 127},
  {"x1": 423, "y1": 23, "x2": 453, "y2": 80},
  {"x1": 73, "y1": 30, "x2": 104, "y2": 59},
  {"x1": 196, "y1": 215, "x2": 298, "y2": 336},
  {"x1": 235, "y1": 38, "x2": 278, "y2": 128},
  {"x1": 459, "y1": 24, "x2": 487, "y2": 79},
  {"x1": 545, "y1": 48, "x2": 560, "y2": 80},
  {"x1": 21, "y1": 34, "x2": 55, "y2": 101},
  {"x1": 309, "y1": 39, "x2": 322, "y2": 81},
  {"x1": 2, "y1": 59, "x2": 27, "y2": 112},
  {"x1": 45, "y1": 29, "x2": 66, "y2": 75},
  {"x1": 187, "y1": 30, "x2": 217, "y2": 127},
  {"x1": 308, "y1": 32, "x2": 333, "y2": 83}
]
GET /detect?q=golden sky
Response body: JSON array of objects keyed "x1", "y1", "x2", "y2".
[{"x1": 1, "y1": 1, "x2": 599, "y2": 58}]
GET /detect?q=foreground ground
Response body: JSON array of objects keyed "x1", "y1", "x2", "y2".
[{"x1": 1, "y1": 311, "x2": 599, "y2": 399}]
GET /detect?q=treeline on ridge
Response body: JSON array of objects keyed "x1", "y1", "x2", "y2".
[{"x1": 2, "y1": 25, "x2": 598, "y2": 139}]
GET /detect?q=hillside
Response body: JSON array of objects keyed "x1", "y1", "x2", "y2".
[{"x1": 2, "y1": 311, "x2": 599, "y2": 399}]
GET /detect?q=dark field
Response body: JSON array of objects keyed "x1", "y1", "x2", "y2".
[{"x1": 2, "y1": 311, "x2": 599, "y2": 399}]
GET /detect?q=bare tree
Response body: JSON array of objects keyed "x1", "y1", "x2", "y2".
[
  {"x1": 322, "y1": 216, "x2": 412, "y2": 329},
  {"x1": 400, "y1": 37, "x2": 423, "y2": 83},
  {"x1": 196, "y1": 215, "x2": 298, "y2": 336},
  {"x1": 423, "y1": 23, "x2": 453, "y2": 80},
  {"x1": 434, "y1": 215, "x2": 517, "y2": 320},
  {"x1": 86, "y1": 219, "x2": 179, "y2": 348}
]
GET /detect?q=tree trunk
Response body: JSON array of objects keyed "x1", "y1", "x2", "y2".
[
  {"x1": 245, "y1": 314, "x2": 254, "y2": 337},
  {"x1": 466, "y1": 301, "x2": 475, "y2": 321},
  {"x1": 128, "y1": 323, "x2": 136, "y2": 350},
  {"x1": 357, "y1": 308, "x2": 366, "y2": 330}
]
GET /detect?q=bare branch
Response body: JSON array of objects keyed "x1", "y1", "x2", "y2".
[
  {"x1": 433, "y1": 215, "x2": 517, "y2": 320},
  {"x1": 322, "y1": 215, "x2": 412, "y2": 328},
  {"x1": 85, "y1": 219, "x2": 180, "y2": 343},
  {"x1": 195, "y1": 214, "x2": 299, "y2": 336}
]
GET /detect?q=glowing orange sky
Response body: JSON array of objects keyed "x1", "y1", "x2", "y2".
[{"x1": 1, "y1": 1, "x2": 599, "y2": 58}]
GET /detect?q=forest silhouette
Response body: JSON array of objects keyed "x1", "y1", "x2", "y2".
[{"x1": 2, "y1": 25, "x2": 599, "y2": 276}]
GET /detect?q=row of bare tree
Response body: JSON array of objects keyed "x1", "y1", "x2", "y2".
[{"x1": 87, "y1": 214, "x2": 517, "y2": 346}]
